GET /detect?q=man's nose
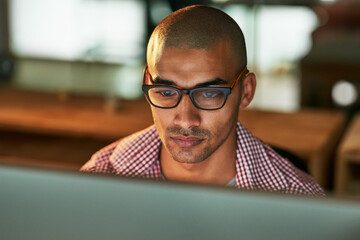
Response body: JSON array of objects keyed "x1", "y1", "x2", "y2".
[{"x1": 173, "y1": 95, "x2": 201, "y2": 130}]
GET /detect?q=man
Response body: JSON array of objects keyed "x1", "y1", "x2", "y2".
[{"x1": 81, "y1": 5, "x2": 324, "y2": 196}]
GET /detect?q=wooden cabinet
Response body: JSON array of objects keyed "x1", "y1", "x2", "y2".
[{"x1": 335, "y1": 113, "x2": 360, "y2": 195}]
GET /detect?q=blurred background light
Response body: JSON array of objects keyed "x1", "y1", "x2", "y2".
[
  {"x1": 332, "y1": 80, "x2": 358, "y2": 106},
  {"x1": 9, "y1": 0, "x2": 146, "y2": 63}
]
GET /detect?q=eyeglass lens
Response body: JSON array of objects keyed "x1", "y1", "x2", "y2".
[{"x1": 147, "y1": 87, "x2": 227, "y2": 109}]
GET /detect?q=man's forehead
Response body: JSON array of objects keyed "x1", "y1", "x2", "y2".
[
  {"x1": 155, "y1": 48, "x2": 214, "y2": 68},
  {"x1": 148, "y1": 41, "x2": 235, "y2": 71}
]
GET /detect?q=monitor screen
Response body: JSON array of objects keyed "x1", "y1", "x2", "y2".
[{"x1": 1, "y1": 163, "x2": 360, "y2": 240}]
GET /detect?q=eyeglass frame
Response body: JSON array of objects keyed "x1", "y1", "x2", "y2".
[{"x1": 142, "y1": 65, "x2": 249, "y2": 111}]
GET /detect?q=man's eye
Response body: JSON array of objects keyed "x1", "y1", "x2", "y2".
[
  {"x1": 202, "y1": 90, "x2": 220, "y2": 98},
  {"x1": 156, "y1": 90, "x2": 176, "y2": 97}
]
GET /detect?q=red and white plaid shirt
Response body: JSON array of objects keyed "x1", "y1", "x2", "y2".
[{"x1": 81, "y1": 122, "x2": 324, "y2": 196}]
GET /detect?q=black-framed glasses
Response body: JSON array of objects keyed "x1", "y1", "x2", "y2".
[{"x1": 142, "y1": 66, "x2": 249, "y2": 110}]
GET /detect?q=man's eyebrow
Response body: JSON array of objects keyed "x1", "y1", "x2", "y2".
[
  {"x1": 195, "y1": 78, "x2": 228, "y2": 87},
  {"x1": 152, "y1": 77, "x2": 175, "y2": 85},
  {"x1": 152, "y1": 77, "x2": 228, "y2": 87}
]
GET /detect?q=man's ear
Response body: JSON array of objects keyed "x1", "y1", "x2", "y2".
[{"x1": 239, "y1": 72, "x2": 256, "y2": 109}]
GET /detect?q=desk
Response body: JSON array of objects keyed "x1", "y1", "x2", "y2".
[
  {"x1": 335, "y1": 113, "x2": 360, "y2": 195},
  {"x1": 239, "y1": 109, "x2": 345, "y2": 188},
  {"x1": 0, "y1": 88, "x2": 345, "y2": 188}
]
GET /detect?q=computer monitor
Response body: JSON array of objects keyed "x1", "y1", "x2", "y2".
[{"x1": 1, "y1": 163, "x2": 359, "y2": 240}]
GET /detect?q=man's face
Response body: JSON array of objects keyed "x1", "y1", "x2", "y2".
[{"x1": 147, "y1": 41, "x2": 243, "y2": 164}]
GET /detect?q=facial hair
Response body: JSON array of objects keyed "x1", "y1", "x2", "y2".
[{"x1": 164, "y1": 126, "x2": 217, "y2": 164}]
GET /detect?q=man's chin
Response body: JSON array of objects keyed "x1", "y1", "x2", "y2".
[
  {"x1": 172, "y1": 156, "x2": 205, "y2": 164},
  {"x1": 165, "y1": 139, "x2": 211, "y2": 164},
  {"x1": 169, "y1": 148, "x2": 208, "y2": 164}
]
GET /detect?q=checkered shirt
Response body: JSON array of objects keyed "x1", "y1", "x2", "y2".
[{"x1": 81, "y1": 122, "x2": 325, "y2": 196}]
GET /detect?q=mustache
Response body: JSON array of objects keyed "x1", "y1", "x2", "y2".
[{"x1": 166, "y1": 126, "x2": 211, "y2": 138}]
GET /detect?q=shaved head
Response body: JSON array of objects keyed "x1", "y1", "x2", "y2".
[{"x1": 147, "y1": 5, "x2": 247, "y2": 69}]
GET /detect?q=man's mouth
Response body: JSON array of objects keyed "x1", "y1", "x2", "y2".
[{"x1": 170, "y1": 136, "x2": 204, "y2": 148}]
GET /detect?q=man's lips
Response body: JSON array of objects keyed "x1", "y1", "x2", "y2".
[{"x1": 170, "y1": 136, "x2": 204, "y2": 148}]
